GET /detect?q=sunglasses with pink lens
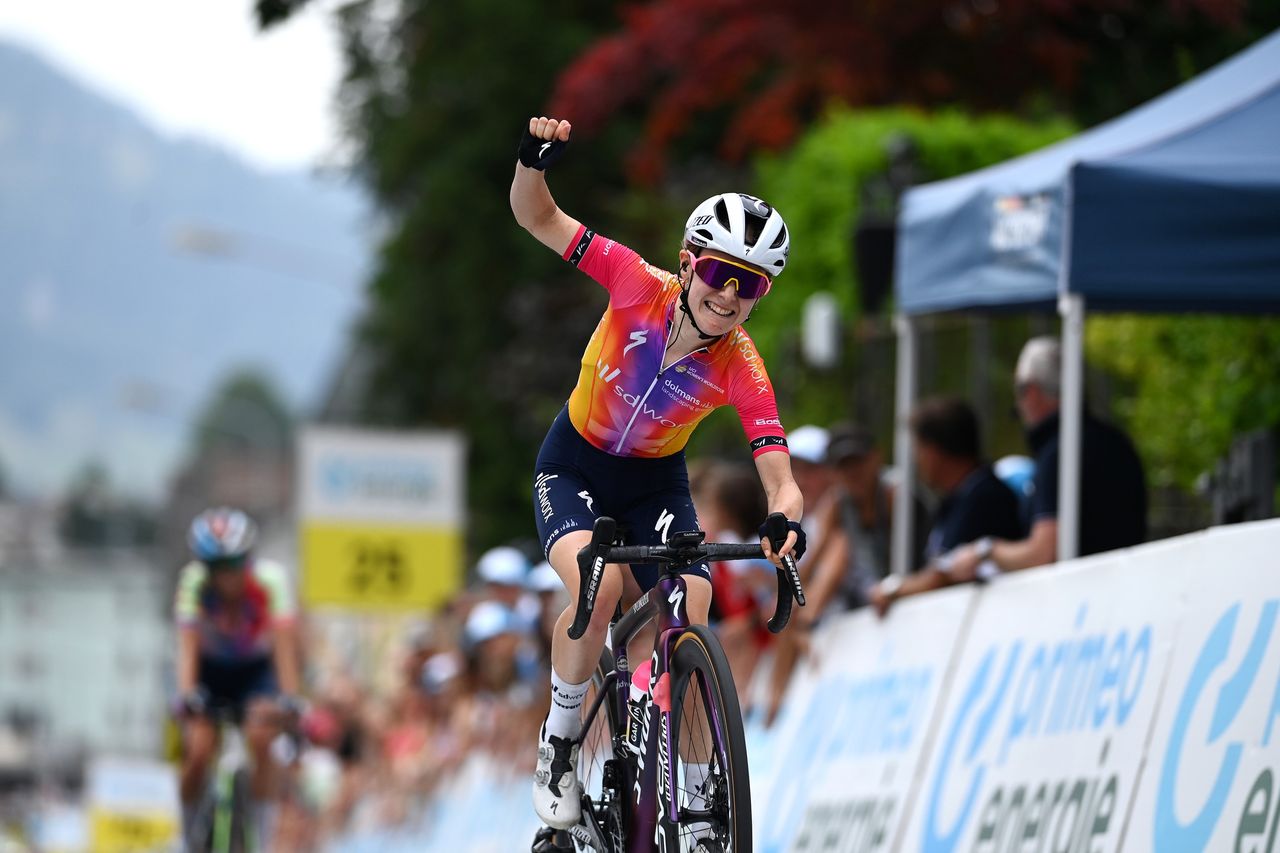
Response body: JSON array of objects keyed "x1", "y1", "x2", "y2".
[{"x1": 692, "y1": 256, "x2": 772, "y2": 300}]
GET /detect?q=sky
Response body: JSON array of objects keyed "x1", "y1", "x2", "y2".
[{"x1": 0, "y1": 0, "x2": 345, "y2": 171}]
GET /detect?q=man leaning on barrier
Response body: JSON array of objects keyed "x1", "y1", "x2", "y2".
[
  {"x1": 871, "y1": 396, "x2": 1025, "y2": 615},
  {"x1": 882, "y1": 337, "x2": 1147, "y2": 605}
]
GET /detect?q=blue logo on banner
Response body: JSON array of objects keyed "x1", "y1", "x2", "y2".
[
  {"x1": 1154, "y1": 600, "x2": 1278, "y2": 852},
  {"x1": 921, "y1": 606, "x2": 1153, "y2": 851},
  {"x1": 760, "y1": 667, "x2": 933, "y2": 851}
]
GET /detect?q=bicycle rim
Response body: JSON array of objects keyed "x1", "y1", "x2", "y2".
[
  {"x1": 667, "y1": 626, "x2": 752, "y2": 852},
  {"x1": 577, "y1": 651, "x2": 629, "y2": 853}
]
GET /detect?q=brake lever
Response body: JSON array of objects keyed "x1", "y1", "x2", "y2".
[
  {"x1": 569, "y1": 517, "x2": 616, "y2": 641},
  {"x1": 763, "y1": 512, "x2": 805, "y2": 634}
]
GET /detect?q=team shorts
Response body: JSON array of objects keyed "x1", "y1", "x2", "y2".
[
  {"x1": 198, "y1": 655, "x2": 278, "y2": 721},
  {"x1": 533, "y1": 407, "x2": 709, "y2": 591}
]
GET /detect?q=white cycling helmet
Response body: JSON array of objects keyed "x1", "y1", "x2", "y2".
[{"x1": 683, "y1": 192, "x2": 790, "y2": 277}]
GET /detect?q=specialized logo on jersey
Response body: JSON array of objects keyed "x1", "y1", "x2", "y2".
[
  {"x1": 578, "y1": 490, "x2": 594, "y2": 512},
  {"x1": 624, "y1": 330, "x2": 648, "y2": 356}
]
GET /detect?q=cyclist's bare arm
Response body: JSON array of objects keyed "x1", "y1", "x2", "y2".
[
  {"x1": 177, "y1": 626, "x2": 200, "y2": 696},
  {"x1": 755, "y1": 451, "x2": 804, "y2": 562},
  {"x1": 273, "y1": 620, "x2": 302, "y2": 696},
  {"x1": 511, "y1": 116, "x2": 581, "y2": 254}
]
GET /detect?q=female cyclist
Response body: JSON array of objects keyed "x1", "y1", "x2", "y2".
[{"x1": 511, "y1": 116, "x2": 805, "y2": 830}]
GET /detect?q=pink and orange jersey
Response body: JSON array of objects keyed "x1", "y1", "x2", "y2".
[{"x1": 562, "y1": 225, "x2": 789, "y2": 459}]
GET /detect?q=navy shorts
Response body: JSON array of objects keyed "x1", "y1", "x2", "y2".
[
  {"x1": 533, "y1": 407, "x2": 708, "y2": 591},
  {"x1": 198, "y1": 655, "x2": 278, "y2": 721}
]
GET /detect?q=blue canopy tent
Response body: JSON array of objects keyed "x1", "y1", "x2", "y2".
[{"x1": 889, "y1": 31, "x2": 1280, "y2": 572}]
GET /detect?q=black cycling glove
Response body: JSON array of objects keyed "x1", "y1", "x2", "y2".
[
  {"x1": 518, "y1": 127, "x2": 569, "y2": 171},
  {"x1": 758, "y1": 518, "x2": 807, "y2": 562}
]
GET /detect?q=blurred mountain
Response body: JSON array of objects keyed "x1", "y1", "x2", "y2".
[{"x1": 0, "y1": 40, "x2": 371, "y2": 501}]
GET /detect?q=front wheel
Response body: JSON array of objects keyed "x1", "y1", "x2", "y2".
[
  {"x1": 666, "y1": 626, "x2": 752, "y2": 852},
  {"x1": 575, "y1": 650, "x2": 629, "y2": 853}
]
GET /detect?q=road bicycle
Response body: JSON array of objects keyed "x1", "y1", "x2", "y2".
[{"x1": 535, "y1": 513, "x2": 805, "y2": 853}]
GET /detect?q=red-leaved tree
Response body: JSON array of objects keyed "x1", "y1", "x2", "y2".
[{"x1": 549, "y1": 0, "x2": 1259, "y2": 183}]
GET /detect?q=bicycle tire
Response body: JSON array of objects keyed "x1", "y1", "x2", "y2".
[
  {"x1": 666, "y1": 626, "x2": 752, "y2": 852},
  {"x1": 208, "y1": 767, "x2": 253, "y2": 853},
  {"x1": 576, "y1": 650, "x2": 630, "y2": 853}
]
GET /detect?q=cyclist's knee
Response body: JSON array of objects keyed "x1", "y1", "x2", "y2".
[
  {"x1": 577, "y1": 568, "x2": 623, "y2": 643},
  {"x1": 184, "y1": 718, "x2": 218, "y2": 767},
  {"x1": 685, "y1": 575, "x2": 713, "y2": 625},
  {"x1": 547, "y1": 530, "x2": 594, "y2": 596},
  {"x1": 243, "y1": 697, "x2": 282, "y2": 752}
]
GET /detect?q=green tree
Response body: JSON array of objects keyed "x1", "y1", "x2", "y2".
[
  {"x1": 260, "y1": 1, "x2": 635, "y2": 549},
  {"x1": 1087, "y1": 316, "x2": 1280, "y2": 490},
  {"x1": 735, "y1": 109, "x2": 1074, "y2": 431}
]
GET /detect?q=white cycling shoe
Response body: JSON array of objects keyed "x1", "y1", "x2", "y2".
[{"x1": 533, "y1": 724, "x2": 582, "y2": 829}]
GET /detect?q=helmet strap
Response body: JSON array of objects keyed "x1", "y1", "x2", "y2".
[{"x1": 678, "y1": 283, "x2": 725, "y2": 342}]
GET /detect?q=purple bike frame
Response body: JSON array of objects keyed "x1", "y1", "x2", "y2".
[{"x1": 603, "y1": 572, "x2": 718, "y2": 853}]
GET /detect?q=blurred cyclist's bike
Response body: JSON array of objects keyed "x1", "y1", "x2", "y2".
[
  {"x1": 185, "y1": 707, "x2": 254, "y2": 853},
  {"x1": 535, "y1": 513, "x2": 805, "y2": 853},
  {"x1": 185, "y1": 703, "x2": 303, "y2": 852}
]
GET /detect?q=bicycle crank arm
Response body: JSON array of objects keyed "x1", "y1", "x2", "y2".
[{"x1": 566, "y1": 803, "x2": 609, "y2": 851}]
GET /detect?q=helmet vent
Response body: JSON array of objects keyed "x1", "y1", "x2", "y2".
[
  {"x1": 713, "y1": 199, "x2": 731, "y2": 230},
  {"x1": 695, "y1": 228, "x2": 715, "y2": 243},
  {"x1": 771, "y1": 224, "x2": 788, "y2": 250}
]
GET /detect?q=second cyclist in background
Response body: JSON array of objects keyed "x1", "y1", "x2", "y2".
[{"x1": 174, "y1": 507, "x2": 303, "y2": 830}]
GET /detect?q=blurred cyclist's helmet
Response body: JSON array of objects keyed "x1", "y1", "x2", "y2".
[
  {"x1": 188, "y1": 507, "x2": 258, "y2": 562},
  {"x1": 683, "y1": 193, "x2": 790, "y2": 277}
]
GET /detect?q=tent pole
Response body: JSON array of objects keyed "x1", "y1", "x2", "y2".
[
  {"x1": 1057, "y1": 293, "x2": 1085, "y2": 562},
  {"x1": 892, "y1": 313, "x2": 917, "y2": 577}
]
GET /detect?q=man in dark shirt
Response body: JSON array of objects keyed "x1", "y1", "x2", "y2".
[
  {"x1": 871, "y1": 396, "x2": 1025, "y2": 615},
  {"x1": 944, "y1": 337, "x2": 1147, "y2": 582}
]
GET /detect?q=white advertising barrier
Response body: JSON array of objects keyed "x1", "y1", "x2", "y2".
[
  {"x1": 751, "y1": 586, "x2": 977, "y2": 853},
  {"x1": 331, "y1": 755, "x2": 542, "y2": 852},
  {"x1": 896, "y1": 535, "x2": 1189, "y2": 853},
  {"x1": 1126, "y1": 520, "x2": 1280, "y2": 852}
]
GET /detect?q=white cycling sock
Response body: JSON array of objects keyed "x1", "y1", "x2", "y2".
[
  {"x1": 546, "y1": 670, "x2": 590, "y2": 740},
  {"x1": 684, "y1": 762, "x2": 712, "y2": 839}
]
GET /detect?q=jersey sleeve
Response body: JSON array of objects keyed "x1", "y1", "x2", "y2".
[
  {"x1": 174, "y1": 561, "x2": 205, "y2": 626},
  {"x1": 563, "y1": 224, "x2": 665, "y2": 308},
  {"x1": 726, "y1": 332, "x2": 789, "y2": 458},
  {"x1": 254, "y1": 560, "x2": 298, "y2": 624}
]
